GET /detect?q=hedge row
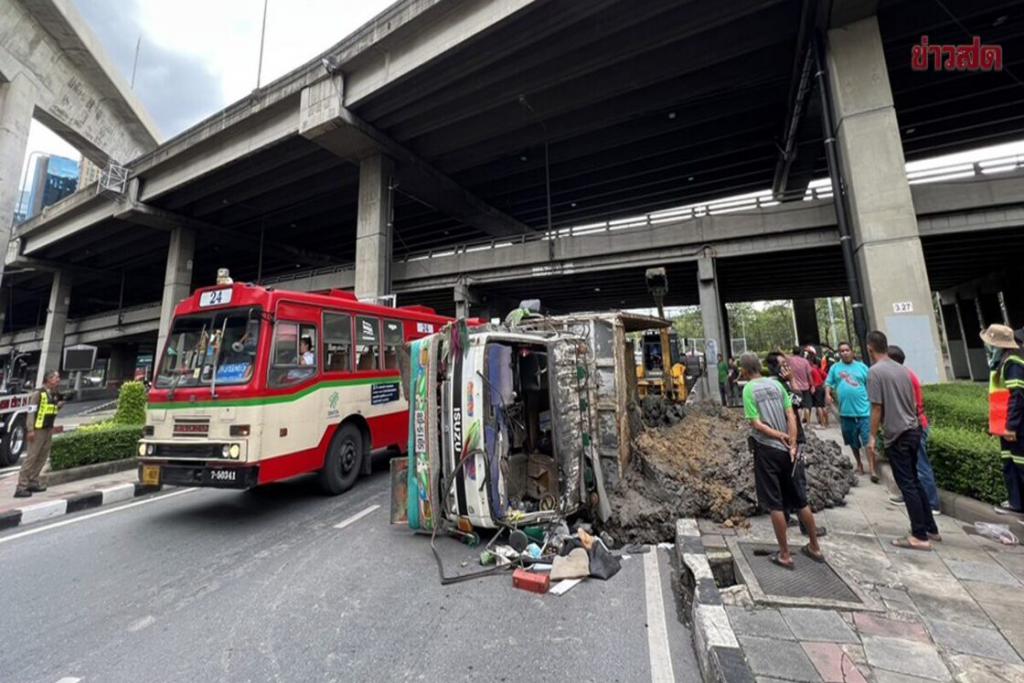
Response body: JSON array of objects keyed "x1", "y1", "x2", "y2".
[
  {"x1": 927, "y1": 425, "x2": 1005, "y2": 505},
  {"x1": 51, "y1": 422, "x2": 142, "y2": 471},
  {"x1": 922, "y1": 382, "x2": 987, "y2": 432}
]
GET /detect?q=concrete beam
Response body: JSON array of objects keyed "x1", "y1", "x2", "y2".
[
  {"x1": 300, "y1": 77, "x2": 530, "y2": 238},
  {"x1": 156, "y1": 226, "x2": 194, "y2": 357},
  {"x1": 36, "y1": 269, "x2": 71, "y2": 385},
  {"x1": 354, "y1": 154, "x2": 394, "y2": 300},
  {"x1": 0, "y1": 74, "x2": 35, "y2": 285},
  {"x1": 0, "y1": 0, "x2": 159, "y2": 164},
  {"x1": 698, "y1": 253, "x2": 725, "y2": 405},
  {"x1": 828, "y1": 17, "x2": 944, "y2": 384}
]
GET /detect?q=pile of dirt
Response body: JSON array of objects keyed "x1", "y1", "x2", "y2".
[{"x1": 601, "y1": 403, "x2": 857, "y2": 544}]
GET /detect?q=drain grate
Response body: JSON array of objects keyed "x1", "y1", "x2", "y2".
[{"x1": 737, "y1": 542, "x2": 861, "y2": 605}]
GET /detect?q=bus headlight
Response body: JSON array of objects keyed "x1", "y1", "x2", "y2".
[
  {"x1": 146, "y1": 444, "x2": 155, "y2": 456},
  {"x1": 221, "y1": 444, "x2": 231, "y2": 458},
  {"x1": 229, "y1": 444, "x2": 241, "y2": 459},
  {"x1": 138, "y1": 443, "x2": 147, "y2": 456}
]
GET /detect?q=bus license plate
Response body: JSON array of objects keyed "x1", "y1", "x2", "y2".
[
  {"x1": 142, "y1": 465, "x2": 160, "y2": 486},
  {"x1": 207, "y1": 469, "x2": 237, "y2": 483}
]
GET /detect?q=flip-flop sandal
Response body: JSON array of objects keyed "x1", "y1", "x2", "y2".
[
  {"x1": 928, "y1": 533, "x2": 943, "y2": 542},
  {"x1": 870, "y1": 474, "x2": 880, "y2": 484},
  {"x1": 800, "y1": 544, "x2": 825, "y2": 563},
  {"x1": 770, "y1": 552, "x2": 795, "y2": 570},
  {"x1": 891, "y1": 537, "x2": 932, "y2": 551}
]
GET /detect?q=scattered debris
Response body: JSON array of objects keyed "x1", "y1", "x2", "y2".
[
  {"x1": 512, "y1": 567, "x2": 551, "y2": 593},
  {"x1": 601, "y1": 402, "x2": 857, "y2": 544}
]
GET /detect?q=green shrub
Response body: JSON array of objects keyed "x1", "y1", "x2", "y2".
[
  {"x1": 51, "y1": 422, "x2": 143, "y2": 471},
  {"x1": 113, "y1": 381, "x2": 147, "y2": 425},
  {"x1": 927, "y1": 425, "x2": 1005, "y2": 505}
]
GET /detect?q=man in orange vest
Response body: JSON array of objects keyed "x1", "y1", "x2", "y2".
[{"x1": 982, "y1": 324, "x2": 1024, "y2": 518}]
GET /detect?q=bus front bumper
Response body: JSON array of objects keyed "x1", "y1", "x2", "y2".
[{"x1": 138, "y1": 461, "x2": 259, "y2": 489}]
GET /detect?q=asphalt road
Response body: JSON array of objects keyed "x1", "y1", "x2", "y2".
[{"x1": 0, "y1": 464, "x2": 700, "y2": 683}]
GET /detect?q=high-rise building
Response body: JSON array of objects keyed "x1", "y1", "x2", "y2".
[{"x1": 22, "y1": 155, "x2": 80, "y2": 222}]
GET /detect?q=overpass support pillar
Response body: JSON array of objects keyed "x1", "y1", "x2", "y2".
[
  {"x1": 156, "y1": 227, "x2": 195, "y2": 357},
  {"x1": 0, "y1": 76, "x2": 37, "y2": 284},
  {"x1": 354, "y1": 154, "x2": 394, "y2": 302},
  {"x1": 827, "y1": 18, "x2": 945, "y2": 382},
  {"x1": 793, "y1": 298, "x2": 820, "y2": 346},
  {"x1": 36, "y1": 270, "x2": 72, "y2": 387},
  {"x1": 698, "y1": 253, "x2": 724, "y2": 404}
]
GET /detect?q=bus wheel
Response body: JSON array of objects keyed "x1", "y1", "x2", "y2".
[
  {"x1": 319, "y1": 423, "x2": 363, "y2": 495},
  {"x1": 0, "y1": 416, "x2": 27, "y2": 467}
]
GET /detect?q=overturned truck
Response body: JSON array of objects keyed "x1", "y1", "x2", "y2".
[{"x1": 392, "y1": 322, "x2": 611, "y2": 533}]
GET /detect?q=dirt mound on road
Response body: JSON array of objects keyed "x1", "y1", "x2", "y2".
[{"x1": 601, "y1": 403, "x2": 857, "y2": 544}]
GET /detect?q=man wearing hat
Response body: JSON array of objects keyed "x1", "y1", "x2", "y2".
[{"x1": 981, "y1": 324, "x2": 1024, "y2": 517}]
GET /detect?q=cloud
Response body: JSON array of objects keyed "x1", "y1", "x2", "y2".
[{"x1": 74, "y1": 0, "x2": 226, "y2": 137}]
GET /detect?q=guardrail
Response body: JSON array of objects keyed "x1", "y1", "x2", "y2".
[{"x1": 262, "y1": 152, "x2": 1024, "y2": 286}]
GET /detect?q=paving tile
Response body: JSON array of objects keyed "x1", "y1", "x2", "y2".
[
  {"x1": 738, "y1": 636, "x2": 823, "y2": 682},
  {"x1": 781, "y1": 607, "x2": 859, "y2": 643},
  {"x1": 992, "y1": 553, "x2": 1024, "y2": 582},
  {"x1": 862, "y1": 635, "x2": 951, "y2": 681},
  {"x1": 853, "y1": 613, "x2": 930, "y2": 643},
  {"x1": 878, "y1": 586, "x2": 917, "y2": 611},
  {"x1": 943, "y1": 559, "x2": 1021, "y2": 586},
  {"x1": 947, "y1": 654, "x2": 1024, "y2": 683},
  {"x1": 801, "y1": 642, "x2": 868, "y2": 683},
  {"x1": 977, "y1": 600, "x2": 1024, "y2": 658},
  {"x1": 873, "y1": 671, "x2": 942, "y2": 683},
  {"x1": 963, "y1": 579, "x2": 1024, "y2": 608},
  {"x1": 909, "y1": 589, "x2": 992, "y2": 629},
  {"x1": 926, "y1": 618, "x2": 1022, "y2": 664},
  {"x1": 725, "y1": 607, "x2": 795, "y2": 640}
]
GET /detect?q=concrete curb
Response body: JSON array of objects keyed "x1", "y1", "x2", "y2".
[
  {"x1": 876, "y1": 459, "x2": 1024, "y2": 528},
  {"x1": 0, "y1": 482, "x2": 162, "y2": 531},
  {"x1": 675, "y1": 518, "x2": 755, "y2": 683},
  {"x1": 41, "y1": 457, "x2": 138, "y2": 487}
]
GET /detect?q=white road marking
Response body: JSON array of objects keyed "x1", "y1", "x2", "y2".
[
  {"x1": 128, "y1": 614, "x2": 156, "y2": 632},
  {"x1": 0, "y1": 488, "x2": 196, "y2": 546},
  {"x1": 333, "y1": 504, "x2": 380, "y2": 529},
  {"x1": 644, "y1": 549, "x2": 675, "y2": 683},
  {"x1": 54, "y1": 677, "x2": 80, "y2": 682}
]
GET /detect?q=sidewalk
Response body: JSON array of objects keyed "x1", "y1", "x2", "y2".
[
  {"x1": 0, "y1": 466, "x2": 156, "y2": 529},
  {"x1": 691, "y1": 425, "x2": 1024, "y2": 682}
]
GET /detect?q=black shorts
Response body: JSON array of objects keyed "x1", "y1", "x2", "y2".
[
  {"x1": 812, "y1": 386, "x2": 826, "y2": 408},
  {"x1": 800, "y1": 390, "x2": 814, "y2": 409},
  {"x1": 753, "y1": 441, "x2": 808, "y2": 512}
]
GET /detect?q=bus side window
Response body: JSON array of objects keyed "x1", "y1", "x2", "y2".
[
  {"x1": 323, "y1": 312, "x2": 351, "y2": 372},
  {"x1": 269, "y1": 322, "x2": 317, "y2": 388},
  {"x1": 355, "y1": 316, "x2": 380, "y2": 371},
  {"x1": 383, "y1": 319, "x2": 403, "y2": 370}
]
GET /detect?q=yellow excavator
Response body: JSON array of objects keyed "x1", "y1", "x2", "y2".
[{"x1": 635, "y1": 268, "x2": 687, "y2": 401}]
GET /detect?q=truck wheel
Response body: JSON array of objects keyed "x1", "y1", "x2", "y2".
[
  {"x1": 0, "y1": 416, "x2": 26, "y2": 467},
  {"x1": 319, "y1": 423, "x2": 363, "y2": 495}
]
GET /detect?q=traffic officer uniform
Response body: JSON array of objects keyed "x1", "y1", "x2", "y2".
[
  {"x1": 15, "y1": 385, "x2": 60, "y2": 496},
  {"x1": 983, "y1": 324, "x2": 1024, "y2": 513}
]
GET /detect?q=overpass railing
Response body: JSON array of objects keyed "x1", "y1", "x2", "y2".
[{"x1": 261, "y1": 152, "x2": 1024, "y2": 286}]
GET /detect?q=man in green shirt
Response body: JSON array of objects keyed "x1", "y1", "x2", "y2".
[{"x1": 740, "y1": 353, "x2": 824, "y2": 569}]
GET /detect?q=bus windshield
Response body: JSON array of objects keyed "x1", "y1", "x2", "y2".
[{"x1": 156, "y1": 309, "x2": 261, "y2": 389}]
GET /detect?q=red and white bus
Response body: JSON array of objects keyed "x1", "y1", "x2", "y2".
[{"x1": 137, "y1": 275, "x2": 449, "y2": 494}]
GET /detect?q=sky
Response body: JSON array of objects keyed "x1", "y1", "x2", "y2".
[{"x1": 21, "y1": 0, "x2": 395, "y2": 184}]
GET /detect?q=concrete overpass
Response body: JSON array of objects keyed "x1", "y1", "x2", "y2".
[{"x1": 4, "y1": 0, "x2": 1024, "y2": 389}]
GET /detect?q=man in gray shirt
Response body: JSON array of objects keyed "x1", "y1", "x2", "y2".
[{"x1": 866, "y1": 331, "x2": 938, "y2": 550}]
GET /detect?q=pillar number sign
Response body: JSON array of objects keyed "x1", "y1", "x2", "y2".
[{"x1": 892, "y1": 301, "x2": 914, "y2": 313}]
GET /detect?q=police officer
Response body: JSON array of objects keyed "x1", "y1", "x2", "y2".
[
  {"x1": 982, "y1": 325, "x2": 1024, "y2": 517},
  {"x1": 14, "y1": 369, "x2": 62, "y2": 498}
]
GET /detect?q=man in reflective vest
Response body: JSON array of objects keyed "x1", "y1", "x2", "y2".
[
  {"x1": 14, "y1": 369, "x2": 62, "y2": 498},
  {"x1": 981, "y1": 325, "x2": 1024, "y2": 517}
]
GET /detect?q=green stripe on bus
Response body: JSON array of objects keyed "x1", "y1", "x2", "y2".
[{"x1": 151, "y1": 377, "x2": 398, "y2": 410}]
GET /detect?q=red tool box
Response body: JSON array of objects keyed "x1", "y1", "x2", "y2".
[{"x1": 512, "y1": 568, "x2": 550, "y2": 594}]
